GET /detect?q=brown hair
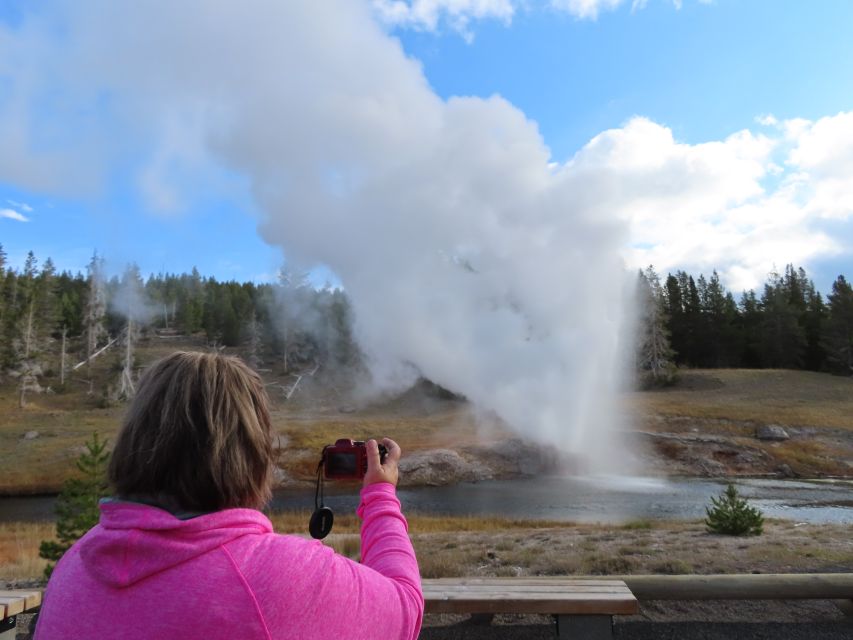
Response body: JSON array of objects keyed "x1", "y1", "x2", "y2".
[{"x1": 108, "y1": 351, "x2": 274, "y2": 512}]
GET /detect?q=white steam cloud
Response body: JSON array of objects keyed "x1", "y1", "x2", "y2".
[{"x1": 0, "y1": 0, "x2": 631, "y2": 469}]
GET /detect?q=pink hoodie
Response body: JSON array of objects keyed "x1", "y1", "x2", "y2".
[{"x1": 35, "y1": 483, "x2": 423, "y2": 640}]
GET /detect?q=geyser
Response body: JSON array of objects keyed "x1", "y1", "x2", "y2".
[{"x1": 0, "y1": 0, "x2": 635, "y2": 473}]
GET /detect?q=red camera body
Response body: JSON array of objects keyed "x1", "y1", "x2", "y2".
[{"x1": 322, "y1": 439, "x2": 386, "y2": 480}]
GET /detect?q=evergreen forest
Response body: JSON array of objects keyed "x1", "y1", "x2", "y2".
[{"x1": 1, "y1": 243, "x2": 851, "y2": 406}]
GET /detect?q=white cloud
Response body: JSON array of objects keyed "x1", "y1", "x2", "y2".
[
  {"x1": 6, "y1": 199, "x2": 33, "y2": 212},
  {"x1": 550, "y1": 0, "x2": 687, "y2": 20},
  {"x1": 550, "y1": 0, "x2": 622, "y2": 20},
  {"x1": 371, "y1": 0, "x2": 700, "y2": 34},
  {"x1": 0, "y1": 208, "x2": 30, "y2": 222},
  {"x1": 372, "y1": 0, "x2": 514, "y2": 37},
  {"x1": 593, "y1": 113, "x2": 853, "y2": 291}
]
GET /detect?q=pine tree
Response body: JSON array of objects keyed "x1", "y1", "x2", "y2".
[
  {"x1": 0, "y1": 269, "x2": 19, "y2": 369},
  {"x1": 39, "y1": 433, "x2": 110, "y2": 577},
  {"x1": 705, "y1": 484, "x2": 763, "y2": 536},
  {"x1": 277, "y1": 265, "x2": 310, "y2": 373},
  {"x1": 700, "y1": 271, "x2": 734, "y2": 367},
  {"x1": 176, "y1": 267, "x2": 205, "y2": 334},
  {"x1": 19, "y1": 251, "x2": 39, "y2": 360},
  {"x1": 738, "y1": 290, "x2": 762, "y2": 367},
  {"x1": 802, "y1": 282, "x2": 827, "y2": 371},
  {"x1": 760, "y1": 269, "x2": 805, "y2": 368},
  {"x1": 17, "y1": 252, "x2": 46, "y2": 407},
  {"x1": 824, "y1": 275, "x2": 853, "y2": 374}
]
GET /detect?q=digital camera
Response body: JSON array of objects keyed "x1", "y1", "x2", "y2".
[{"x1": 322, "y1": 439, "x2": 387, "y2": 480}]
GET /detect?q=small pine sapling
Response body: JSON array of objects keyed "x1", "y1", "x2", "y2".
[
  {"x1": 39, "y1": 433, "x2": 110, "y2": 578},
  {"x1": 705, "y1": 483, "x2": 764, "y2": 536}
]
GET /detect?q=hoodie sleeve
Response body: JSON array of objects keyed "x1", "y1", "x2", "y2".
[
  {"x1": 228, "y1": 483, "x2": 423, "y2": 640},
  {"x1": 356, "y1": 482, "x2": 424, "y2": 638}
]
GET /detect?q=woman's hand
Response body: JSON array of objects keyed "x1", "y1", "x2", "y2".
[{"x1": 363, "y1": 437, "x2": 400, "y2": 488}]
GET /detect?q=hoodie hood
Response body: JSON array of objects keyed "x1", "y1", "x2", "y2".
[{"x1": 78, "y1": 502, "x2": 273, "y2": 588}]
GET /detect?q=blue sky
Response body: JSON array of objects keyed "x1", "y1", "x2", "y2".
[{"x1": 1, "y1": 0, "x2": 852, "y2": 293}]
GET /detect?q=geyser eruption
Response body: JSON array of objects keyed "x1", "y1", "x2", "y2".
[
  {"x1": 229, "y1": 4, "x2": 634, "y2": 472},
  {"x1": 0, "y1": 0, "x2": 634, "y2": 472}
]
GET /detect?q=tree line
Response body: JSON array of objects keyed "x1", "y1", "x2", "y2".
[
  {"x1": 0, "y1": 245, "x2": 360, "y2": 405},
  {"x1": 637, "y1": 264, "x2": 853, "y2": 383},
  {"x1": 2, "y1": 244, "x2": 851, "y2": 404}
]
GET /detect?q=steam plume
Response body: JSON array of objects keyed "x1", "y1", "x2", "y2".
[{"x1": 0, "y1": 1, "x2": 633, "y2": 470}]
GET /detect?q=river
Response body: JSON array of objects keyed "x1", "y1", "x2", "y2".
[{"x1": 2, "y1": 477, "x2": 851, "y2": 524}]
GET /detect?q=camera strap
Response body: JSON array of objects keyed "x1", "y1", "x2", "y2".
[{"x1": 309, "y1": 452, "x2": 334, "y2": 539}]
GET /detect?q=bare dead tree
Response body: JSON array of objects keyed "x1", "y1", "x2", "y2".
[
  {"x1": 60, "y1": 325, "x2": 67, "y2": 387},
  {"x1": 84, "y1": 254, "x2": 107, "y2": 393},
  {"x1": 247, "y1": 311, "x2": 262, "y2": 370},
  {"x1": 119, "y1": 321, "x2": 136, "y2": 400}
]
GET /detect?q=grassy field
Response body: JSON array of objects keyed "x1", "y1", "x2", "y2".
[
  {"x1": 5, "y1": 514, "x2": 851, "y2": 583},
  {"x1": 2, "y1": 338, "x2": 852, "y2": 494},
  {"x1": 0, "y1": 337, "x2": 507, "y2": 492},
  {"x1": 630, "y1": 369, "x2": 853, "y2": 430}
]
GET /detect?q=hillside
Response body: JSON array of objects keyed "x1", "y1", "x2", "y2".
[
  {"x1": 1, "y1": 337, "x2": 852, "y2": 494},
  {"x1": 630, "y1": 370, "x2": 853, "y2": 478}
]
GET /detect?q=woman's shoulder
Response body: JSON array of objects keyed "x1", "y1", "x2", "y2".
[
  {"x1": 227, "y1": 525, "x2": 329, "y2": 557},
  {"x1": 224, "y1": 527, "x2": 338, "y2": 586}
]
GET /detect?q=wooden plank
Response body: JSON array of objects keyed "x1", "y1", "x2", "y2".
[
  {"x1": 424, "y1": 591, "x2": 633, "y2": 600},
  {"x1": 424, "y1": 584, "x2": 631, "y2": 590},
  {"x1": 423, "y1": 586, "x2": 631, "y2": 594},
  {"x1": 426, "y1": 597, "x2": 637, "y2": 615},
  {"x1": 428, "y1": 574, "x2": 853, "y2": 600},
  {"x1": 425, "y1": 591, "x2": 633, "y2": 600},
  {"x1": 0, "y1": 597, "x2": 23, "y2": 618},
  {"x1": 426, "y1": 578, "x2": 620, "y2": 586},
  {"x1": 0, "y1": 591, "x2": 41, "y2": 611},
  {"x1": 578, "y1": 574, "x2": 853, "y2": 600},
  {"x1": 423, "y1": 579, "x2": 637, "y2": 615}
]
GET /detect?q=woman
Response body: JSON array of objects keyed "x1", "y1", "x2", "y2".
[{"x1": 35, "y1": 351, "x2": 423, "y2": 639}]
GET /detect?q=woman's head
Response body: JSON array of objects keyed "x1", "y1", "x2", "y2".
[{"x1": 108, "y1": 351, "x2": 274, "y2": 512}]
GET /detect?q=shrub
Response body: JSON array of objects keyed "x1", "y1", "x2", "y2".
[
  {"x1": 582, "y1": 553, "x2": 636, "y2": 575},
  {"x1": 39, "y1": 433, "x2": 110, "y2": 577},
  {"x1": 705, "y1": 483, "x2": 763, "y2": 536},
  {"x1": 651, "y1": 559, "x2": 693, "y2": 574}
]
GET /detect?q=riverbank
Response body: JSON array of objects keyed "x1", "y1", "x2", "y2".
[{"x1": 2, "y1": 368, "x2": 852, "y2": 495}]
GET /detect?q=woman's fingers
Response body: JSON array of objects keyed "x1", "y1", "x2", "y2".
[
  {"x1": 363, "y1": 437, "x2": 400, "y2": 487},
  {"x1": 382, "y1": 438, "x2": 401, "y2": 464}
]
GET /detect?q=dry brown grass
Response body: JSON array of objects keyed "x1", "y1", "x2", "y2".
[
  {"x1": 630, "y1": 369, "x2": 853, "y2": 429},
  {"x1": 268, "y1": 510, "x2": 570, "y2": 535},
  {"x1": 765, "y1": 439, "x2": 849, "y2": 476},
  {"x1": 0, "y1": 338, "x2": 507, "y2": 492},
  {"x1": 0, "y1": 522, "x2": 54, "y2": 580},
  {"x1": 4, "y1": 516, "x2": 852, "y2": 583}
]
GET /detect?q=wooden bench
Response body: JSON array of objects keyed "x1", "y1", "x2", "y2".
[
  {"x1": 423, "y1": 578, "x2": 638, "y2": 638},
  {"x1": 0, "y1": 591, "x2": 41, "y2": 640}
]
